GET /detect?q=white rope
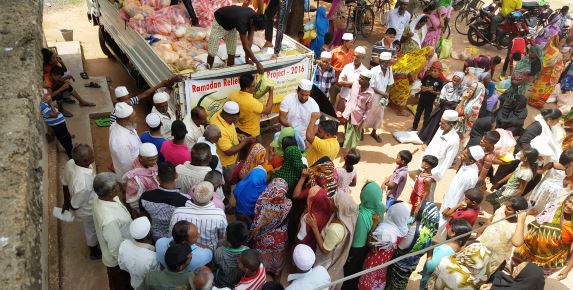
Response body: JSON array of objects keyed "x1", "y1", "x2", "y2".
[{"x1": 312, "y1": 191, "x2": 573, "y2": 290}]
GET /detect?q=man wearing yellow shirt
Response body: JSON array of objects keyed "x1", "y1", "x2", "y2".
[
  {"x1": 209, "y1": 101, "x2": 254, "y2": 211},
  {"x1": 490, "y1": 0, "x2": 522, "y2": 41},
  {"x1": 229, "y1": 73, "x2": 274, "y2": 141},
  {"x1": 306, "y1": 114, "x2": 340, "y2": 166}
]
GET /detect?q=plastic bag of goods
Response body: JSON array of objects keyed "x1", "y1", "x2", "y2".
[
  {"x1": 439, "y1": 37, "x2": 452, "y2": 59},
  {"x1": 193, "y1": 0, "x2": 234, "y2": 28},
  {"x1": 145, "y1": 16, "x2": 173, "y2": 35},
  {"x1": 129, "y1": 18, "x2": 147, "y2": 34},
  {"x1": 141, "y1": 0, "x2": 171, "y2": 10},
  {"x1": 254, "y1": 73, "x2": 277, "y2": 99},
  {"x1": 186, "y1": 26, "x2": 209, "y2": 41},
  {"x1": 173, "y1": 26, "x2": 187, "y2": 38},
  {"x1": 194, "y1": 53, "x2": 226, "y2": 69},
  {"x1": 153, "y1": 41, "x2": 178, "y2": 64},
  {"x1": 235, "y1": 45, "x2": 261, "y2": 58},
  {"x1": 393, "y1": 131, "x2": 424, "y2": 144},
  {"x1": 123, "y1": 0, "x2": 154, "y2": 17},
  {"x1": 155, "y1": 5, "x2": 188, "y2": 26},
  {"x1": 494, "y1": 128, "x2": 516, "y2": 162},
  {"x1": 174, "y1": 56, "x2": 198, "y2": 72}
]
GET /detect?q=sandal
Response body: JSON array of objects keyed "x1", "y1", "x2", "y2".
[
  {"x1": 62, "y1": 98, "x2": 76, "y2": 104},
  {"x1": 84, "y1": 82, "x2": 101, "y2": 88},
  {"x1": 80, "y1": 72, "x2": 89, "y2": 79},
  {"x1": 61, "y1": 111, "x2": 73, "y2": 118},
  {"x1": 95, "y1": 117, "x2": 111, "y2": 127},
  {"x1": 79, "y1": 101, "x2": 96, "y2": 107}
]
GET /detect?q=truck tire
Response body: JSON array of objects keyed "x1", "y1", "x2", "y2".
[{"x1": 98, "y1": 26, "x2": 113, "y2": 58}]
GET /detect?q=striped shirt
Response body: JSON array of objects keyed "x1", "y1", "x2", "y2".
[
  {"x1": 234, "y1": 263, "x2": 266, "y2": 290},
  {"x1": 312, "y1": 64, "x2": 336, "y2": 95},
  {"x1": 40, "y1": 101, "x2": 65, "y2": 126},
  {"x1": 110, "y1": 96, "x2": 139, "y2": 123},
  {"x1": 169, "y1": 202, "x2": 227, "y2": 251}
]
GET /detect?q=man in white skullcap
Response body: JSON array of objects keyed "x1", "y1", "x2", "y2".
[
  {"x1": 387, "y1": 0, "x2": 411, "y2": 41},
  {"x1": 438, "y1": 145, "x2": 485, "y2": 232},
  {"x1": 109, "y1": 102, "x2": 141, "y2": 178},
  {"x1": 363, "y1": 51, "x2": 394, "y2": 143},
  {"x1": 312, "y1": 51, "x2": 336, "y2": 95},
  {"x1": 286, "y1": 244, "x2": 330, "y2": 290},
  {"x1": 419, "y1": 109, "x2": 461, "y2": 182},
  {"x1": 279, "y1": 79, "x2": 321, "y2": 139},
  {"x1": 183, "y1": 106, "x2": 208, "y2": 149},
  {"x1": 122, "y1": 143, "x2": 159, "y2": 213},
  {"x1": 118, "y1": 216, "x2": 159, "y2": 289},
  {"x1": 61, "y1": 144, "x2": 100, "y2": 259},
  {"x1": 210, "y1": 101, "x2": 255, "y2": 211},
  {"x1": 342, "y1": 69, "x2": 374, "y2": 149},
  {"x1": 151, "y1": 91, "x2": 176, "y2": 138},
  {"x1": 109, "y1": 75, "x2": 181, "y2": 123},
  {"x1": 140, "y1": 112, "x2": 167, "y2": 162},
  {"x1": 329, "y1": 33, "x2": 355, "y2": 103},
  {"x1": 337, "y1": 46, "x2": 368, "y2": 114}
]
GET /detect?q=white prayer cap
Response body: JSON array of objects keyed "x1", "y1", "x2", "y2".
[
  {"x1": 114, "y1": 102, "x2": 134, "y2": 119},
  {"x1": 129, "y1": 217, "x2": 151, "y2": 240},
  {"x1": 139, "y1": 143, "x2": 158, "y2": 157},
  {"x1": 360, "y1": 69, "x2": 373, "y2": 79},
  {"x1": 354, "y1": 46, "x2": 366, "y2": 55},
  {"x1": 293, "y1": 244, "x2": 315, "y2": 271},
  {"x1": 114, "y1": 86, "x2": 129, "y2": 98},
  {"x1": 298, "y1": 79, "x2": 313, "y2": 91},
  {"x1": 320, "y1": 51, "x2": 332, "y2": 59},
  {"x1": 442, "y1": 110, "x2": 459, "y2": 122},
  {"x1": 153, "y1": 91, "x2": 170, "y2": 104},
  {"x1": 192, "y1": 181, "x2": 214, "y2": 204},
  {"x1": 342, "y1": 33, "x2": 354, "y2": 41},
  {"x1": 468, "y1": 145, "x2": 485, "y2": 161},
  {"x1": 223, "y1": 101, "x2": 240, "y2": 115},
  {"x1": 145, "y1": 112, "x2": 161, "y2": 128},
  {"x1": 380, "y1": 52, "x2": 392, "y2": 61},
  {"x1": 400, "y1": 0, "x2": 410, "y2": 3}
]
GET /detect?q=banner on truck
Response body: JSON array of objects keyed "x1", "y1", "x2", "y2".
[{"x1": 184, "y1": 57, "x2": 310, "y2": 120}]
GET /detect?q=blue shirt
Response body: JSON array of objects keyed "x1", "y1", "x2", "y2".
[
  {"x1": 40, "y1": 101, "x2": 65, "y2": 126},
  {"x1": 140, "y1": 131, "x2": 167, "y2": 162},
  {"x1": 419, "y1": 244, "x2": 456, "y2": 290},
  {"x1": 155, "y1": 238, "x2": 213, "y2": 271}
]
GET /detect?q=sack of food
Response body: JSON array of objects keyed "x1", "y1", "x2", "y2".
[
  {"x1": 154, "y1": 5, "x2": 188, "y2": 26},
  {"x1": 254, "y1": 73, "x2": 276, "y2": 98},
  {"x1": 145, "y1": 16, "x2": 173, "y2": 35},
  {"x1": 123, "y1": 0, "x2": 154, "y2": 17},
  {"x1": 186, "y1": 26, "x2": 209, "y2": 41},
  {"x1": 141, "y1": 0, "x2": 171, "y2": 10}
]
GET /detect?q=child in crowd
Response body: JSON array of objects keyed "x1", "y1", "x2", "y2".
[
  {"x1": 204, "y1": 170, "x2": 225, "y2": 210},
  {"x1": 320, "y1": 32, "x2": 333, "y2": 54},
  {"x1": 213, "y1": 221, "x2": 250, "y2": 288},
  {"x1": 442, "y1": 187, "x2": 484, "y2": 230},
  {"x1": 413, "y1": 62, "x2": 444, "y2": 130},
  {"x1": 335, "y1": 148, "x2": 361, "y2": 196},
  {"x1": 384, "y1": 150, "x2": 413, "y2": 208},
  {"x1": 419, "y1": 218, "x2": 473, "y2": 289},
  {"x1": 40, "y1": 89, "x2": 74, "y2": 159},
  {"x1": 477, "y1": 131, "x2": 501, "y2": 182},
  {"x1": 50, "y1": 66, "x2": 95, "y2": 117},
  {"x1": 487, "y1": 148, "x2": 538, "y2": 210},
  {"x1": 409, "y1": 155, "x2": 438, "y2": 216},
  {"x1": 235, "y1": 249, "x2": 266, "y2": 290}
]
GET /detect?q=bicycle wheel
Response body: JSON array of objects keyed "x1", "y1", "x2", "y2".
[
  {"x1": 455, "y1": 10, "x2": 477, "y2": 35},
  {"x1": 360, "y1": 7, "x2": 375, "y2": 38},
  {"x1": 346, "y1": 6, "x2": 356, "y2": 36}
]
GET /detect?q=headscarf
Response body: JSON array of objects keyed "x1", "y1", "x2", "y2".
[
  {"x1": 453, "y1": 242, "x2": 494, "y2": 284},
  {"x1": 352, "y1": 182, "x2": 385, "y2": 248},
  {"x1": 491, "y1": 262, "x2": 545, "y2": 290},
  {"x1": 440, "y1": 73, "x2": 466, "y2": 102},
  {"x1": 298, "y1": 186, "x2": 334, "y2": 248},
  {"x1": 271, "y1": 146, "x2": 303, "y2": 198},
  {"x1": 271, "y1": 127, "x2": 305, "y2": 155},
  {"x1": 371, "y1": 202, "x2": 410, "y2": 250},
  {"x1": 310, "y1": 6, "x2": 329, "y2": 58},
  {"x1": 478, "y1": 72, "x2": 491, "y2": 82},
  {"x1": 251, "y1": 178, "x2": 292, "y2": 237},
  {"x1": 467, "y1": 116, "x2": 495, "y2": 147},
  {"x1": 239, "y1": 143, "x2": 267, "y2": 178},
  {"x1": 307, "y1": 156, "x2": 338, "y2": 196},
  {"x1": 512, "y1": 45, "x2": 543, "y2": 88},
  {"x1": 328, "y1": 192, "x2": 358, "y2": 281},
  {"x1": 234, "y1": 166, "x2": 267, "y2": 217},
  {"x1": 409, "y1": 15, "x2": 428, "y2": 48},
  {"x1": 459, "y1": 81, "x2": 486, "y2": 133}
]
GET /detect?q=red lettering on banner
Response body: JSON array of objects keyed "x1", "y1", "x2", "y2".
[
  {"x1": 223, "y1": 77, "x2": 239, "y2": 87},
  {"x1": 266, "y1": 69, "x2": 286, "y2": 79},
  {"x1": 192, "y1": 81, "x2": 222, "y2": 93}
]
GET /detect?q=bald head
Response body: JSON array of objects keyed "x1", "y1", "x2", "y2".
[
  {"x1": 172, "y1": 220, "x2": 199, "y2": 245},
  {"x1": 204, "y1": 124, "x2": 221, "y2": 144},
  {"x1": 72, "y1": 144, "x2": 94, "y2": 167}
]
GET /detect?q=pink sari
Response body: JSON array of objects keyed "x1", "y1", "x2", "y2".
[{"x1": 423, "y1": 10, "x2": 441, "y2": 48}]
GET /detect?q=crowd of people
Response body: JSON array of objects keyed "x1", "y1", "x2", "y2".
[{"x1": 39, "y1": 0, "x2": 573, "y2": 290}]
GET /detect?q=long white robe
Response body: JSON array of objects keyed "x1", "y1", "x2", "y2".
[
  {"x1": 420, "y1": 128, "x2": 460, "y2": 182},
  {"x1": 438, "y1": 162, "x2": 479, "y2": 228}
]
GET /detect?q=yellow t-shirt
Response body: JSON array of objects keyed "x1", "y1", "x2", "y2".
[
  {"x1": 500, "y1": 0, "x2": 522, "y2": 17},
  {"x1": 229, "y1": 90, "x2": 264, "y2": 137},
  {"x1": 210, "y1": 112, "x2": 239, "y2": 167},
  {"x1": 306, "y1": 137, "x2": 340, "y2": 166}
]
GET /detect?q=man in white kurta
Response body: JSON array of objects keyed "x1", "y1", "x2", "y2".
[
  {"x1": 363, "y1": 51, "x2": 394, "y2": 143},
  {"x1": 286, "y1": 244, "x2": 331, "y2": 290},
  {"x1": 151, "y1": 92, "x2": 176, "y2": 138},
  {"x1": 420, "y1": 110, "x2": 460, "y2": 182},
  {"x1": 337, "y1": 46, "x2": 367, "y2": 110},
  {"x1": 438, "y1": 145, "x2": 484, "y2": 228},
  {"x1": 109, "y1": 102, "x2": 141, "y2": 178},
  {"x1": 279, "y1": 79, "x2": 320, "y2": 139},
  {"x1": 118, "y1": 217, "x2": 160, "y2": 289}
]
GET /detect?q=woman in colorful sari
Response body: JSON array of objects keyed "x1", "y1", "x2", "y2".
[
  {"x1": 250, "y1": 178, "x2": 292, "y2": 280},
  {"x1": 428, "y1": 242, "x2": 495, "y2": 290},
  {"x1": 456, "y1": 80, "x2": 485, "y2": 137},
  {"x1": 533, "y1": 12, "x2": 564, "y2": 47},
  {"x1": 388, "y1": 46, "x2": 435, "y2": 116},
  {"x1": 563, "y1": 107, "x2": 573, "y2": 150},
  {"x1": 327, "y1": 0, "x2": 346, "y2": 48},
  {"x1": 400, "y1": 15, "x2": 428, "y2": 55},
  {"x1": 297, "y1": 185, "x2": 334, "y2": 250},
  {"x1": 527, "y1": 36, "x2": 565, "y2": 108},
  {"x1": 341, "y1": 182, "x2": 385, "y2": 290},
  {"x1": 238, "y1": 143, "x2": 270, "y2": 180},
  {"x1": 270, "y1": 146, "x2": 303, "y2": 199},
  {"x1": 512, "y1": 193, "x2": 573, "y2": 280},
  {"x1": 511, "y1": 44, "x2": 543, "y2": 96},
  {"x1": 358, "y1": 202, "x2": 410, "y2": 290},
  {"x1": 385, "y1": 200, "x2": 440, "y2": 290},
  {"x1": 310, "y1": 6, "x2": 329, "y2": 59},
  {"x1": 478, "y1": 72, "x2": 498, "y2": 118},
  {"x1": 422, "y1": 4, "x2": 444, "y2": 48},
  {"x1": 307, "y1": 156, "x2": 337, "y2": 196}
]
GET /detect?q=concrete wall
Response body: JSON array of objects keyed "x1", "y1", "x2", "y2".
[{"x1": 0, "y1": 0, "x2": 45, "y2": 289}]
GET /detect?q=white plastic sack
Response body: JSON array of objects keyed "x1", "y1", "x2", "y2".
[
  {"x1": 393, "y1": 131, "x2": 423, "y2": 144},
  {"x1": 194, "y1": 53, "x2": 225, "y2": 68},
  {"x1": 411, "y1": 80, "x2": 422, "y2": 96}
]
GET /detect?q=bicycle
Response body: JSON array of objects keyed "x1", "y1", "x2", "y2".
[
  {"x1": 345, "y1": 0, "x2": 376, "y2": 38},
  {"x1": 368, "y1": 0, "x2": 392, "y2": 26},
  {"x1": 454, "y1": 0, "x2": 485, "y2": 35}
]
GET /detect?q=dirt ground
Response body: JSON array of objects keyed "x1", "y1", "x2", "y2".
[{"x1": 43, "y1": 1, "x2": 573, "y2": 289}]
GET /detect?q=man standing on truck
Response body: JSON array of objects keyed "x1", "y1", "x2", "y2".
[
  {"x1": 229, "y1": 73, "x2": 274, "y2": 142},
  {"x1": 207, "y1": 6, "x2": 266, "y2": 74}
]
